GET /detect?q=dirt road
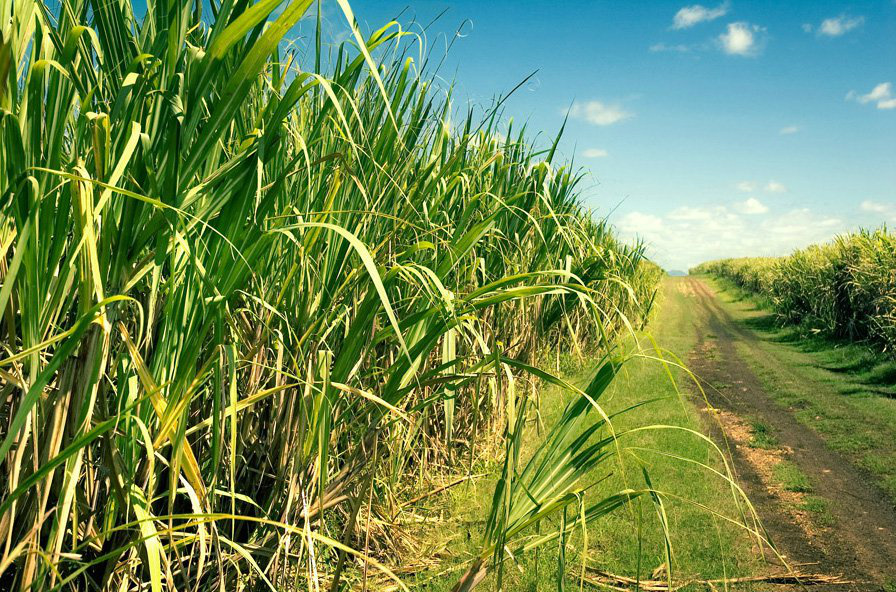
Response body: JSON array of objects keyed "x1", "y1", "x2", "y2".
[{"x1": 681, "y1": 277, "x2": 896, "y2": 591}]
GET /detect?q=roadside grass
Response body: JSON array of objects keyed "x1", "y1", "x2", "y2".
[
  {"x1": 747, "y1": 422, "x2": 779, "y2": 450},
  {"x1": 413, "y1": 277, "x2": 763, "y2": 590},
  {"x1": 772, "y1": 461, "x2": 812, "y2": 493},
  {"x1": 799, "y1": 496, "x2": 835, "y2": 528},
  {"x1": 704, "y1": 277, "x2": 896, "y2": 501}
]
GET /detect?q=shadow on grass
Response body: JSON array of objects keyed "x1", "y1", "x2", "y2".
[
  {"x1": 789, "y1": 339, "x2": 896, "y2": 392},
  {"x1": 740, "y1": 316, "x2": 817, "y2": 348},
  {"x1": 712, "y1": 278, "x2": 896, "y2": 394},
  {"x1": 838, "y1": 385, "x2": 896, "y2": 399},
  {"x1": 824, "y1": 355, "x2": 881, "y2": 375},
  {"x1": 865, "y1": 362, "x2": 896, "y2": 385},
  {"x1": 740, "y1": 313, "x2": 780, "y2": 334}
]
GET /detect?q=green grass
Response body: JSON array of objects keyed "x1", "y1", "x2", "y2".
[
  {"x1": 799, "y1": 495, "x2": 835, "y2": 528},
  {"x1": 415, "y1": 278, "x2": 764, "y2": 590},
  {"x1": 748, "y1": 421, "x2": 779, "y2": 450},
  {"x1": 772, "y1": 461, "x2": 812, "y2": 493},
  {"x1": 706, "y1": 278, "x2": 896, "y2": 501}
]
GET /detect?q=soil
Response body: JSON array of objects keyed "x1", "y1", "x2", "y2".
[{"x1": 682, "y1": 277, "x2": 896, "y2": 591}]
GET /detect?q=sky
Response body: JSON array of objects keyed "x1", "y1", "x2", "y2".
[{"x1": 320, "y1": 0, "x2": 896, "y2": 271}]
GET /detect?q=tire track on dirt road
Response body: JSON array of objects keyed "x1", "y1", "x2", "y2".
[{"x1": 682, "y1": 276, "x2": 896, "y2": 591}]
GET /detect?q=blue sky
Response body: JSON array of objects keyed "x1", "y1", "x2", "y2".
[{"x1": 325, "y1": 1, "x2": 895, "y2": 270}]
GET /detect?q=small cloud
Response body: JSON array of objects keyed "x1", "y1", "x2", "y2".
[
  {"x1": 818, "y1": 15, "x2": 865, "y2": 37},
  {"x1": 735, "y1": 197, "x2": 769, "y2": 214},
  {"x1": 668, "y1": 206, "x2": 714, "y2": 221},
  {"x1": 779, "y1": 125, "x2": 800, "y2": 135},
  {"x1": 582, "y1": 148, "x2": 609, "y2": 158},
  {"x1": 848, "y1": 82, "x2": 896, "y2": 110},
  {"x1": 617, "y1": 211, "x2": 664, "y2": 234},
  {"x1": 569, "y1": 101, "x2": 634, "y2": 126},
  {"x1": 650, "y1": 42, "x2": 692, "y2": 53},
  {"x1": 738, "y1": 180, "x2": 787, "y2": 193},
  {"x1": 860, "y1": 83, "x2": 890, "y2": 103},
  {"x1": 763, "y1": 209, "x2": 840, "y2": 235},
  {"x1": 765, "y1": 180, "x2": 787, "y2": 193},
  {"x1": 860, "y1": 200, "x2": 893, "y2": 214},
  {"x1": 718, "y1": 22, "x2": 764, "y2": 56},
  {"x1": 802, "y1": 23, "x2": 813, "y2": 33},
  {"x1": 672, "y1": 3, "x2": 729, "y2": 29}
]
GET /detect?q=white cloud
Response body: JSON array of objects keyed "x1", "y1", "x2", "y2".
[
  {"x1": 738, "y1": 180, "x2": 787, "y2": 194},
  {"x1": 857, "y1": 82, "x2": 891, "y2": 103},
  {"x1": 569, "y1": 101, "x2": 634, "y2": 126},
  {"x1": 860, "y1": 200, "x2": 896, "y2": 219},
  {"x1": 735, "y1": 179, "x2": 787, "y2": 193},
  {"x1": 818, "y1": 15, "x2": 865, "y2": 37},
  {"x1": 615, "y1": 203, "x2": 854, "y2": 271},
  {"x1": 861, "y1": 200, "x2": 889, "y2": 213},
  {"x1": 582, "y1": 148, "x2": 609, "y2": 158},
  {"x1": 650, "y1": 43, "x2": 692, "y2": 53},
  {"x1": 779, "y1": 125, "x2": 800, "y2": 135},
  {"x1": 764, "y1": 180, "x2": 787, "y2": 193},
  {"x1": 718, "y1": 22, "x2": 764, "y2": 56},
  {"x1": 763, "y1": 208, "x2": 841, "y2": 235},
  {"x1": 672, "y1": 3, "x2": 729, "y2": 29},
  {"x1": 735, "y1": 197, "x2": 769, "y2": 214},
  {"x1": 848, "y1": 82, "x2": 896, "y2": 110},
  {"x1": 617, "y1": 211, "x2": 664, "y2": 234},
  {"x1": 802, "y1": 23, "x2": 814, "y2": 33},
  {"x1": 667, "y1": 206, "x2": 715, "y2": 221}
]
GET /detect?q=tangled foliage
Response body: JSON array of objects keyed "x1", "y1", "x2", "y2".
[{"x1": 692, "y1": 229, "x2": 896, "y2": 353}]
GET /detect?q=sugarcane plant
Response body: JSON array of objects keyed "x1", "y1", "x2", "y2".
[
  {"x1": 0, "y1": 0, "x2": 688, "y2": 589},
  {"x1": 692, "y1": 228, "x2": 896, "y2": 354}
]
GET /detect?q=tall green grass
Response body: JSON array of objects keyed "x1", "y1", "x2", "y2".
[
  {"x1": 0, "y1": 0, "x2": 676, "y2": 589},
  {"x1": 692, "y1": 228, "x2": 896, "y2": 354}
]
